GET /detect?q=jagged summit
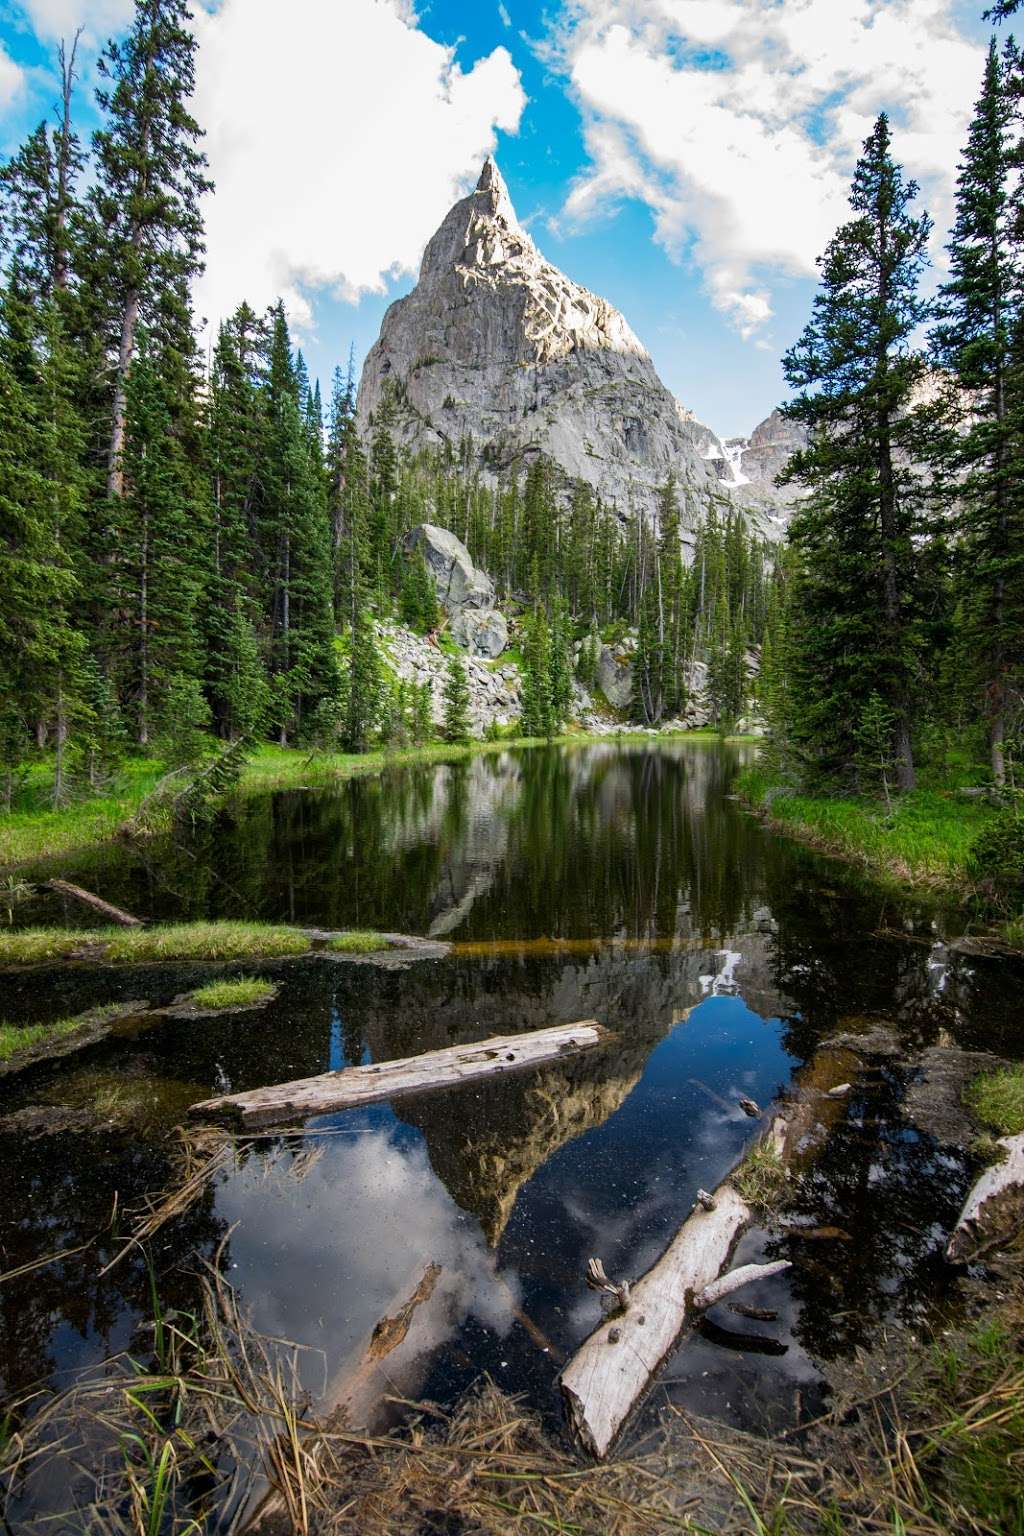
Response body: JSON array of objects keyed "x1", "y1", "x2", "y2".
[{"x1": 357, "y1": 157, "x2": 790, "y2": 541}]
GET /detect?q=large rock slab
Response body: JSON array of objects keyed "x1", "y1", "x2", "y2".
[
  {"x1": 452, "y1": 606, "x2": 508, "y2": 658},
  {"x1": 403, "y1": 524, "x2": 495, "y2": 614},
  {"x1": 597, "y1": 643, "x2": 633, "y2": 710}
]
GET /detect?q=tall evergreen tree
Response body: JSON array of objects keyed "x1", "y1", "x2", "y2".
[
  {"x1": 442, "y1": 652, "x2": 471, "y2": 743},
  {"x1": 89, "y1": 0, "x2": 210, "y2": 498},
  {"x1": 782, "y1": 114, "x2": 932, "y2": 789},
  {"x1": 931, "y1": 39, "x2": 1024, "y2": 784}
]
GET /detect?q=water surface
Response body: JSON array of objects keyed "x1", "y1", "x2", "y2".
[{"x1": 2, "y1": 741, "x2": 1021, "y2": 1487}]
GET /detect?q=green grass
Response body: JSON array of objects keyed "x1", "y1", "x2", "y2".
[
  {"x1": 965, "y1": 1065, "x2": 1024, "y2": 1136},
  {"x1": 0, "y1": 1014, "x2": 83, "y2": 1062},
  {"x1": 0, "y1": 758, "x2": 164, "y2": 869},
  {"x1": 0, "y1": 920, "x2": 311, "y2": 966},
  {"x1": 326, "y1": 930, "x2": 392, "y2": 953},
  {"x1": 1002, "y1": 913, "x2": 1024, "y2": 949},
  {"x1": 102, "y1": 921, "x2": 310, "y2": 963},
  {"x1": 732, "y1": 1138, "x2": 787, "y2": 1214},
  {"x1": 739, "y1": 768, "x2": 994, "y2": 886},
  {"x1": 0, "y1": 1002, "x2": 135, "y2": 1062},
  {"x1": 189, "y1": 975, "x2": 278, "y2": 1009},
  {"x1": 0, "y1": 927, "x2": 94, "y2": 964}
]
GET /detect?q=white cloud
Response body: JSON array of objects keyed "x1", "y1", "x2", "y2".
[
  {"x1": 556, "y1": 0, "x2": 983, "y2": 338},
  {"x1": 191, "y1": 0, "x2": 526, "y2": 332},
  {"x1": 15, "y1": 0, "x2": 134, "y2": 43},
  {"x1": 0, "y1": 45, "x2": 25, "y2": 110}
]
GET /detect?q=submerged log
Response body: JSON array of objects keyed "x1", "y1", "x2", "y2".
[
  {"x1": 190, "y1": 1021, "x2": 613, "y2": 1130},
  {"x1": 947, "y1": 1132, "x2": 1024, "y2": 1261},
  {"x1": 46, "y1": 878, "x2": 144, "y2": 927}
]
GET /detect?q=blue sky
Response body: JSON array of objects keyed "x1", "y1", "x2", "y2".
[{"x1": 0, "y1": 0, "x2": 994, "y2": 436}]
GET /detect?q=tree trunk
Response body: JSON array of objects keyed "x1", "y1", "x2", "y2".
[{"x1": 138, "y1": 507, "x2": 149, "y2": 746}]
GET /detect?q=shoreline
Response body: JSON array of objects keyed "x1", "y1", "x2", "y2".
[
  {"x1": 0, "y1": 730, "x2": 755, "y2": 872},
  {"x1": 736, "y1": 769, "x2": 1024, "y2": 953}
]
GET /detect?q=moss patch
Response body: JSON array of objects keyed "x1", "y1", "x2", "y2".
[
  {"x1": 326, "y1": 930, "x2": 392, "y2": 954},
  {"x1": 188, "y1": 976, "x2": 277, "y2": 1010},
  {"x1": 966, "y1": 1065, "x2": 1024, "y2": 1136}
]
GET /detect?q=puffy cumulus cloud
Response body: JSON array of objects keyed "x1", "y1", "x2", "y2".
[
  {"x1": 557, "y1": 0, "x2": 982, "y2": 338},
  {"x1": 0, "y1": 45, "x2": 25, "y2": 111},
  {"x1": 15, "y1": 0, "x2": 134, "y2": 43},
  {"x1": 191, "y1": 0, "x2": 526, "y2": 331}
]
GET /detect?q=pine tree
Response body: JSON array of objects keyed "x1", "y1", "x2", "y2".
[
  {"x1": 88, "y1": 0, "x2": 210, "y2": 498},
  {"x1": 400, "y1": 549, "x2": 440, "y2": 632},
  {"x1": 782, "y1": 114, "x2": 932, "y2": 789},
  {"x1": 931, "y1": 39, "x2": 1024, "y2": 784},
  {"x1": 442, "y1": 652, "x2": 471, "y2": 743},
  {"x1": 656, "y1": 476, "x2": 686, "y2": 715},
  {"x1": 631, "y1": 585, "x2": 663, "y2": 725},
  {"x1": 548, "y1": 599, "x2": 573, "y2": 730},
  {"x1": 98, "y1": 337, "x2": 204, "y2": 744},
  {"x1": 262, "y1": 303, "x2": 338, "y2": 743},
  {"x1": 342, "y1": 606, "x2": 382, "y2": 752},
  {"x1": 521, "y1": 607, "x2": 554, "y2": 737}
]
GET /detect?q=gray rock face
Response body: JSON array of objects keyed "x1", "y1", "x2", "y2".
[
  {"x1": 451, "y1": 606, "x2": 508, "y2": 659},
  {"x1": 358, "y1": 159, "x2": 788, "y2": 546},
  {"x1": 403, "y1": 523, "x2": 495, "y2": 613},
  {"x1": 597, "y1": 642, "x2": 634, "y2": 710},
  {"x1": 727, "y1": 409, "x2": 808, "y2": 507}
]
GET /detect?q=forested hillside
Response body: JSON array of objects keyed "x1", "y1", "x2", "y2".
[{"x1": 0, "y1": 0, "x2": 776, "y2": 816}]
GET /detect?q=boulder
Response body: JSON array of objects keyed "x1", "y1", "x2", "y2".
[
  {"x1": 452, "y1": 606, "x2": 508, "y2": 659},
  {"x1": 597, "y1": 644, "x2": 633, "y2": 710},
  {"x1": 403, "y1": 524, "x2": 495, "y2": 614}
]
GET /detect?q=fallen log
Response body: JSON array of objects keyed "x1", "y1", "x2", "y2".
[
  {"x1": 946, "y1": 1132, "x2": 1024, "y2": 1261},
  {"x1": 190, "y1": 1021, "x2": 613, "y2": 1131},
  {"x1": 692, "y1": 1259, "x2": 791, "y2": 1312},
  {"x1": 560, "y1": 1183, "x2": 756, "y2": 1457},
  {"x1": 560, "y1": 1087, "x2": 850, "y2": 1458},
  {"x1": 46, "y1": 878, "x2": 144, "y2": 927}
]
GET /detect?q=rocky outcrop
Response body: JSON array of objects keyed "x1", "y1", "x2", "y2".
[
  {"x1": 358, "y1": 159, "x2": 789, "y2": 547},
  {"x1": 402, "y1": 523, "x2": 508, "y2": 658},
  {"x1": 451, "y1": 606, "x2": 508, "y2": 660},
  {"x1": 381, "y1": 621, "x2": 521, "y2": 734}
]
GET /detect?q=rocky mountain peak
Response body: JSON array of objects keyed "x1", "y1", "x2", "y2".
[{"x1": 358, "y1": 157, "x2": 792, "y2": 543}]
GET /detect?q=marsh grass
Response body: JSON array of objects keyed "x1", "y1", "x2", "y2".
[
  {"x1": 326, "y1": 930, "x2": 392, "y2": 953},
  {"x1": 0, "y1": 928, "x2": 94, "y2": 965},
  {"x1": 0, "y1": 921, "x2": 311, "y2": 967},
  {"x1": 740, "y1": 770, "x2": 992, "y2": 887},
  {"x1": 965, "y1": 1065, "x2": 1024, "y2": 1136},
  {"x1": 103, "y1": 920, "x2": 310, "y2": 963},
  {"x1": 0, "y1": 1002, "x2": 140, "y2": 1065},
  {"x1": 0, "y1": 1015, "x2": 82, "y2": 1063},
  {"x1": 732, "y1": 1138, "x2": 787, "y2": 1215},
  {"x1": 189, "y1": 975, "x2": 277, "y2": 1009}
]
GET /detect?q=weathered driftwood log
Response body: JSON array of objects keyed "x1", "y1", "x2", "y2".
[
  {"x1": 46, "y1": 878, "x2": 144, "y2": 927},
  {"x1": 560, "y1": 1090, "x2": 847, "y2": 1458},
  {"x1": 947, "y1": 1132, "x2": 1024, "y2": 1261},
  {"x1": 692, "y1": 1259, "x2": 791, "y2": 1312},
  {"x1": 561, "y1": 1184, "x2": 756, "y2": 1457},
  {"x1": 191, "y1": 1021, "x2": 612, "y2": 1130}
]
